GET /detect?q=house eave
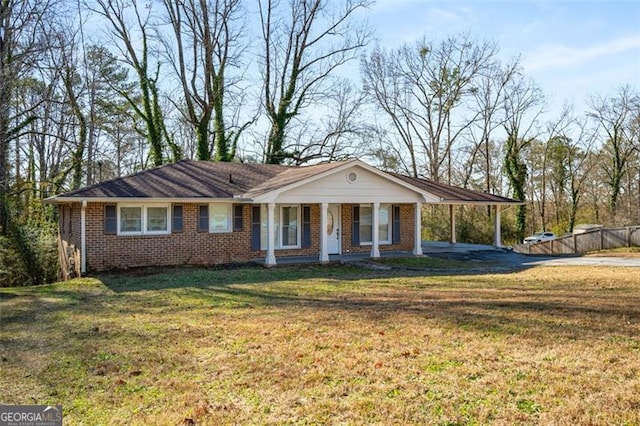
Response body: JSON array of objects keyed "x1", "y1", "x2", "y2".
[
  {"x1": 45, "y1": 196, "x2": 255, "y2": 204},
  {"x1": 432, "y1": 200, "x2": 525, "y2": 206}
]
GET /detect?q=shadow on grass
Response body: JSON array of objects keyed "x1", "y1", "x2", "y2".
[
  {"x1": 96, "y1": 250, "x2": 544, "y2": 294},
  {"x1": 89, "y1": 263, "x2": 640, "y2": 340},
  {"x1": 2, "y1": 262, "x2": 639, "y2": 348}
]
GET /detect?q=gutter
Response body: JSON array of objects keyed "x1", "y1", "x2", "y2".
[
  {"x1": 45, "y1": 196, "x2": 254, "y2": 204},
  {"x1": 81, "y1": 200, "x2": 86, "y2": 274}
]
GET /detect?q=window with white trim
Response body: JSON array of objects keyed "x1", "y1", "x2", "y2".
[
  {"x1": 359, "y1": 204, "x2": 391, "y2": 245},
  {"x1": 280, "y1": 205, "x2": 299, "y2": 248},
  {"x1": 118, "y1": 204, "x2": 170, "y2": 235},
  {"x1": 209, "y1": 203, "x2": 232, "y2": 233},
  {"x1": 259, "y1": 204, "x2": 302, "y2": 249}
]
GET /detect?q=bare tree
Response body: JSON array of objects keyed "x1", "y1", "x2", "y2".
[
  {"x1": 529, "y1": 106, "x2": 573, "y2": 231},
  {"x1": 90, "y1": 0, "x2": 178, "y2": 166},
  {"x1": 564, "y1": 117, "x2": 597, "y2": 232},
  {"x1": 0, "y1": 0, "x2": 59, "y2": 234},
  {"x1": 502, "y1": 74, "x2": 544, "y2": 241},
  {"x1": 286, "y1": 78, "x2": 367, "y2": 164},
  {"x1": 259, "y1": 0, "x2": 371, "y2": 164},
  {"x1": 362, "y1": 34, "x2": 499, "y2": 182},
  {"x1": 587, "y1": 85, "x2": 639, "y2": 224},
  {"x1": 361, "y1": 45, "x2": 420, "y2": 177},
  {"x1": 464, "y1": 58, "x2": 519, "y2": 191},
  {"x1": 161, "y1": 0, "x2": 249, "y2": 161}
]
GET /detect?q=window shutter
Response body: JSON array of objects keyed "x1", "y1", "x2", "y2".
[
  {"x1": 198, "y1": 205, "x2": 209, "y2": 232},
  {"x1": 172, "y1": 205, "x2": 183, "y2": 233},
  {"x1": 392, "y1": 205, "x2": 401, "y2": 244},
  {"x1": 233, "y1": 204, "x2": 243, "y2": 232},
  {"x1": 251, "y1": 206, "x2": 261, "y2": 250},
  {"x1": 302, "y1": 205, "x2": 311, "y2": 248},
  {"x1": 104, "y1": 205, "x2": 117, "y2": 234},
  {"x1": 352, "y1": 205, "x2": 360, "y2": 245}
]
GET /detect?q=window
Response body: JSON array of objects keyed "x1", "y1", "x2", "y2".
[
  {"x1": 118, "y1": 204, "x2": 170, "y2": 235},
  {"x1": 359, "y1": 204, "x2": 391, "y2": 245},
  {"x1": 281, "y1": 205, "x2": 299, "y2": 248},
  {"x1": 147, "y1": 207, "x2": 168, "y2": 233},
  {"x1": 120, "y1": 206, "x2": 142, "y2": 233},
  {"x1": 360, "y1": 206, "x2": 372, "y2": 243},
  {"x1": 197, "y1": 204, "x2": 233, "y2": 233},
  {"x1": 379, "y1": 205, "x2": 390, "y2": 242},
  {"x1": 210, "y1": 204, "x2": 232, "y2": 233},
  {"x1": 258, "y1": 204, "x2": 302, "y2": 249}
]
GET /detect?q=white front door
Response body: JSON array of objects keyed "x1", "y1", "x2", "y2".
[{"x1": 327, "y1": 204, "x2": 341, "y2": 254}]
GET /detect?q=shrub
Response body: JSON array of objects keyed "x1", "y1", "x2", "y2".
[{"x1": 0, "y1": 225, "x2": 58, "y2": 287}]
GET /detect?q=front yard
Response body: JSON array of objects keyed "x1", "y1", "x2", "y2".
[{"x1": 1, "y1": 263, "x2": 639, "y2": 424}]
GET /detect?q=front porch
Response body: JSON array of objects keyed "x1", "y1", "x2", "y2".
[
  {"x1": 258, "y1": 202, "x2": 424, "y2": 267},
  {"x1": 257, "y1": 201, "x2": 508, "y2": 267}
]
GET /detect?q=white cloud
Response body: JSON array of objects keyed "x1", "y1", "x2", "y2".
[
  {"x1": 523, "y1": 34, "x2": 640, "y2": 72},
  {"x1": 424, "y1": 7, "x2": 464, "y2": 24},
  {"x1": 372, "y1": 0, "x2": 427, "y2": 13}
]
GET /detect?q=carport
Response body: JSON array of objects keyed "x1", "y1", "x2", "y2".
[{"x1": 389, "y1": 173, "x2": 524, "y2": 247}]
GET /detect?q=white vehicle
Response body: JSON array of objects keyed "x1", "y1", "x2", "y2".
[{"x1": 523, "y1": 231, "x2": 556, "y2": 244}]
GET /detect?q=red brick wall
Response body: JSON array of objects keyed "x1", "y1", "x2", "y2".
[
  {"x1": 84, "y1": 203, "x2": 257, "y2": 271},
  {"x1": 57, "y1": 202, "x2": 418, "y2": 273}
]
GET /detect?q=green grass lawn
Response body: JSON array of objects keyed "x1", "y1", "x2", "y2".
[{"x1": 1, "y1": 264, "x2": 639, "y2": 425}]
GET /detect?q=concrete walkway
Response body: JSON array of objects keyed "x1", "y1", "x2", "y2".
[{"x1": 524, "y1": 256, "x2": 640, "y2": 267}]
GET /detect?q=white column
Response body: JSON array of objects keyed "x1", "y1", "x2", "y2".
[
  {"x1": 319, "y1": 202, "x2": 329, "y2": 263},
  {"x1": 449, "y1": 205, "x2": 456, "y2": 244},
  {"x1": 371, "y1": 202, "x2": 380, "y2": 258},
  {"x1": 413, "y1": 202, "x2": 423, "y2": 255},
  {"x1": 494, "y1": 205, "x2": 502, "y2": 247},
  {"x1": 81, "y1": 200, "x2": 87, "y2": 274},
  {"x1": 266, "y1": 202, "x2": 277, "y2": 266}
]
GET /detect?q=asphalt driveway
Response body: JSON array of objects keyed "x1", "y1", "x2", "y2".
[{"x1": 421, "y1": 242, "x2": 640, "y2": 268}]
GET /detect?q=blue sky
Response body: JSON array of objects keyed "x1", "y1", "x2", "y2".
[{"x1": 365, "y1": 0, "x2": 640, "y2": 116}]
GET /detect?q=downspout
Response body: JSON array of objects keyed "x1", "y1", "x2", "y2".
[{"x1": 81, "y1": 200, "x2": 87, "y2": 274}]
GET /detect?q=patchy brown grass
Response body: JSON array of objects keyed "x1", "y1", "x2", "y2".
[
  {"x1": 1, "y1": 264, "x2": 639, "y2": 425},
  {"x1": 587, "y1": 246, "x2": 640, "y2": 257}
]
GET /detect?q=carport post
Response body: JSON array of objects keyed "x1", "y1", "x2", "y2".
[
  {"x1": 449, "y1": 205, "x2": 456, "y2": 244},
  {"x1": 266, "y1": 203, "x2": 277, "y2": 266},
  {"x1": 319, "y1": 202, "x2": 329, "y2": 263},
  {"x1": 494, "y1": 205, "x2": 502, "y2": 247},
  {"x1": 413, "y1": 202, "x2": 423, "y2": 255},
  {"x1": 371, "y1": 202, "x2": 381, "y2": 258}
]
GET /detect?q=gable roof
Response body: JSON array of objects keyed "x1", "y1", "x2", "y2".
[{"x1": 46, "y1": 159, "x2": 521, "y2": 205}]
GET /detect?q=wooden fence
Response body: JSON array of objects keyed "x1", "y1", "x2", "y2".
[{"x1": 513, "y1": 226, "x2": 640, "y2": 255}]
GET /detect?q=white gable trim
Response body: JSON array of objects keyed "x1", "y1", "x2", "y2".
[{"x1": 251, "y1": 160, "x2": 440, "y2": 203}]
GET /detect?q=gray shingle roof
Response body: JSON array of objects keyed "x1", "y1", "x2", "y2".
[
  {"x1": 51, "y1": 160, "x2": 346, "y2": 199},
  {"x1": 388, "y1": 172, "x2": 520, "y2": 204},
  {"x1": 49, "y1": 159, "x2": 520, "y2": 205}
]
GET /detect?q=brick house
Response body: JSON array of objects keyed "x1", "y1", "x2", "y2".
[{"x1": 47, "y1": 159, "x2": 519, "y2": 277}]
